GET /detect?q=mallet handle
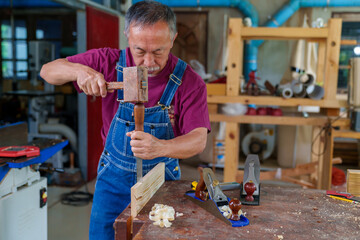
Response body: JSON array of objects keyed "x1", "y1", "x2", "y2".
[{"x1": 106, "y1": 82, "x2": 124, "y2": 90}]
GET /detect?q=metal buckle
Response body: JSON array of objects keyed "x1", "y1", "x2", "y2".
[
  {"x1": 157, "y1": 101, "x2": 171, "y2": 110},
  {"x1": 115, "y1": 64, "x2": 123, "y2": 73},
  {"x1": 170, "y1": 73, "x2": 182, "y2": 86}
]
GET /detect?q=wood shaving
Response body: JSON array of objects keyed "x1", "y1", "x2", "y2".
[{"x1": 149, "y1": 204, "x2": 176, "y2": 228}]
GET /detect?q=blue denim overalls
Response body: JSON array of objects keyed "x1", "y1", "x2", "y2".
[{"x1": 89, "y1": 50, "x2": 186, "y2": 239}]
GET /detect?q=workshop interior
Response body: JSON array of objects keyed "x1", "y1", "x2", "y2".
[{"x1": 1, "y1": 0, "x2": 360, "y2": 239}]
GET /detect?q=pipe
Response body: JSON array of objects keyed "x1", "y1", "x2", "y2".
[
  {"x1": 132, "y1": 0, "x2": 259, "y2": 25},
  {"x1": 39, "y1": 123, "x2": 78, "y2": 153}
]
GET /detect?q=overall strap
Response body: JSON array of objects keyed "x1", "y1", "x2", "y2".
[
  {"x1": 115, "y1": 49, "x2": 127, "y2": 101},
  {"x1": 158, "y1": 58, "x2": 187, "y2": 109}
]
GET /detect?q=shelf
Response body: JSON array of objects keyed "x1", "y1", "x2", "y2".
[
  {"x1": 207, "y1": 94, "x2": 347, "y2": 108},
  {"x1": 241, "y1": 26, "x2": 328, "y2": 40},
  {"x1": 210, "y1": 113, "x2": 350, "y2": 127}
]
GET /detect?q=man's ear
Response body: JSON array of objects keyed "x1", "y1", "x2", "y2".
[{"x1": 171, "y1": 32, "x2": 178, "y2": 47}]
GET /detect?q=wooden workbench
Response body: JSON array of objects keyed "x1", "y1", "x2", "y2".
[{"x1": 114, "y1": 181, "x2": 360, "y2": 239}]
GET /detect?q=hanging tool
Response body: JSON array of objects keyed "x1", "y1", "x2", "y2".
[
  {"x1": 107, "y1": 66, "x2": 148, "y2": 182},
  {"x1": 240, "y1": 154, "x2": 261, "y2": 205},
  {"x1": 185, "y1": 167, "x2": 249, "y2": 227}
]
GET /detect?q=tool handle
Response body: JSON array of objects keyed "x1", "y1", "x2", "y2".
[
  {"x1": 195, "y1": 167, "x2": 207, "y2": 201},
  {"x1": 106, "y1": 82, "x2": 124, "y2": 90},
  {"x1": 134, "y1": 103, "x2": 145, "y2": 132}
]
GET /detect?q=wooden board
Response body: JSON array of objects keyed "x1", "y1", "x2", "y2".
[
  {"x1": 241, "y1": 26, "x2": 328, "y2": 40},
  {"x1": 226, "y1": 18, "x2": 243, "y2": 96},
  {"x1": 131, "y1": 163, "x2": 165, "y2": 218},
  {"x1": 224, "y1": 122, "x2": 239, "y2": 182},
  {"x1": 114, "y1": 181, "x2": 360, "y2": 240},
  {"x1": 207, "y1": 95, "x2": 347, "y2": 108}
]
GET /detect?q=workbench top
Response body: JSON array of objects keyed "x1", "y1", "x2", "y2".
[{"x1": 114, "y1": 181, "x2": 360, "y2": 240}]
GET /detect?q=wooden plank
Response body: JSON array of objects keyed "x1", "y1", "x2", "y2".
[
  {"x1": 341, "y1": 39, "x2": 357, "y2": 45},
  {"x1": 224, "y1": 122, "x2": 239, "y2": 182},
  {"x1": 130, "y1": 162, "x2": 165, "y2": 218},
  {"x1": 226, "y1": 18, "x2": 243, "y2": 96},
  {"x1": 316, "y1": 41, "x2": 326, "y2": 85},
  {"x1": 332, "y1": 130, "x2": 360, "y2": 139},
  {"x1": 321, "y1": 128, "x2": 334, "y2": 190},
  {"x1": 207, "y1": 103, "x2": 218, "y2": 114},
  {"x1": 209, "y1": 114, "x2": 329, "y2": 126},
  {"x1": 311, "y1": 126, "x2": 325, "y2": 189},
  {"x1": 241, "y1": 27, "x2": 328, "y2": 40},
  {"x1": 323, "y1": 18, "x2": 342, "y2": 101},
  {"x1": 207, "y1": 95, "x2": 347, "y2": 108},
  {"x1": 206, "y1": 83, "x2": 226, "y2": 96}
]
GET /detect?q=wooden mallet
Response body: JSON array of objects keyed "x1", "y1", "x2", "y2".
[{"x1": 107, "y1": 66, "x2": 148, "y2": 182}]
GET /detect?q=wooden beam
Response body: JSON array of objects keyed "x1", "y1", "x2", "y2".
[
  {"x1": 322, "y1": 128, "x2": 334, "y2": 190},
  {"x1": 323, "y1": 18, "x2": 342, "y2": 101},
  {"x1": 316, "y1": 41, "x2": 326, "y2": 85},
  {"x1": 209, "y1": 113, "x2": 329, "y2": 126},
  {"x1": 241, "y1": 27, "x2": 328, "y2": 40},
  {"x1": 226, "y1": 18, "x2": 243, "y2": 96},
  {"x1": 224, "y1": 122, "x2": 239, "y2": 182},
  {"x1": 207, "y1": 95, "x2": 347, "y2": 108},
  {"x1": 206, "y1": 83, "x2": 226, "y2": 96},
  {"x1": 131, "y1": 163, "x2": 165, "y2": 218}
]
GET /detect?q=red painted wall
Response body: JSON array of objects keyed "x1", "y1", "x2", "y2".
[{"x1": 86, "y1": 6, "x2": 119, "y2": 181}]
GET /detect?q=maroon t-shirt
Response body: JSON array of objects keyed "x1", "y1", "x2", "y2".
[{"x1": 67, "y1": 47, "x2": 211, "y2": 144}]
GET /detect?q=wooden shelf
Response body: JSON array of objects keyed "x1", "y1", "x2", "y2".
[
  {"x1": 207, "y1": 93, "x2": 347, "y2": 108},
  {"x1": 210, "y1": 113, "x2": 349, "y2": 126},
  {"x1": 241, "y1": 26, "x2": 328, "y2": 40}
]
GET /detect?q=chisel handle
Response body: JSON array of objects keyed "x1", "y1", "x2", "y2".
[{"x1": 134, "y1": 103, "x2": 144, "y2": 132}]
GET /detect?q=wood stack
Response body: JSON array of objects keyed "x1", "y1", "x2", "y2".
[{"x1": 347, "y1": 169, "x2": 360, "y2": 196}]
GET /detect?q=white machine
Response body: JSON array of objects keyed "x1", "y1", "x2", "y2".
[{"x1": 0, "y1": 166, "x2": 47, "y2": 240}]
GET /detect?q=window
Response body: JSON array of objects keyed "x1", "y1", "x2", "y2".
[
  {"x1": 1, "y1": 20, "x2": 28, "y2": 79},
  {"x1": 333, "y1": 12, "x2": 360, "y2": 91}
]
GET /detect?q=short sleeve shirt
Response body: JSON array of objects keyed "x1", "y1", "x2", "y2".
[{"x1": 67, "y1": 48, "x2": 211, "y2": 144}]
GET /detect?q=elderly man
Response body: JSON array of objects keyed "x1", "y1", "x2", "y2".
[{"x1": 41, "y1": 1, "x2": 210, "y2": 239}]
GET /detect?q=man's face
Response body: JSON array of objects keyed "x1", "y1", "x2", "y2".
[{"x1": 127, "y1": 21, "x2": 177, "y2": 77}]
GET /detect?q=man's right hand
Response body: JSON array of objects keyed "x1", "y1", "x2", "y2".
[
  {"x1": 40, "y1": 58, "x2": 109, "y2": 98},
  {"x1": 76, "y1": 65, "x2": 108, "y2": 98}
]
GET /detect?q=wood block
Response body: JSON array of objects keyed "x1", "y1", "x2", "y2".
[
  {"x1": 207, "y1": 103, "x2": 218, "y2": 114},
  {"x1": 347, "y1": 169, "x2": 360, "y2": 197},
  {"x1": 123, "y1": 66, "x2": 148, "y2": 102},
  {"x1": 131, "y1": 162, "x2": 165, "y2": 218},
  {"x1": 206, "y1": 83, "x2": 226, "y2": 95},
  {"x1": 224, "y1": 122, "x2": 239, "y2": 182}
]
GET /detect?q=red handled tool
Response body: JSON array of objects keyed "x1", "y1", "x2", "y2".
[
  {"x1": 0, "y1": 146, "x2": 40, "y2": 158},
  {"x1": 326, "y1": 190, "x2": 360, "y2": 203}
]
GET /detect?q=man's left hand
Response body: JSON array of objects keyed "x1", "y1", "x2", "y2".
[{"x1": 126, "y1": 131, "x2": 164, "y2": 159}]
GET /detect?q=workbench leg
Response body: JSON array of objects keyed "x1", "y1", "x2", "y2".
[
  {"x1": 322, "y1": 128, "x2": 334, "y2": 190},
  {"x1": 311, "y1": 126, "x2": 324, "y2": 189},
  {"x1": 224, "y1": 122, "x2": 239, "y2": 182}
]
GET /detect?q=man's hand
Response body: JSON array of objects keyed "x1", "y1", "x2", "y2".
[
  {"x1": 76, "y1": 65, "x2": 109, "y2": 97},
  {"x1": 126, "y1": 127, "x2": 207, "y2": 160},
  {"x1": 126, "y1": 131, "x2": 164, "y2": 159},
  {"x1": 40, "y1": 58, "x2": 111, "y2": 98}
]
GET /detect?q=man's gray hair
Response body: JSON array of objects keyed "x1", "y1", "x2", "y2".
[{"x1": 124, "y1": 1, "x2": 177, "y2": 40}]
